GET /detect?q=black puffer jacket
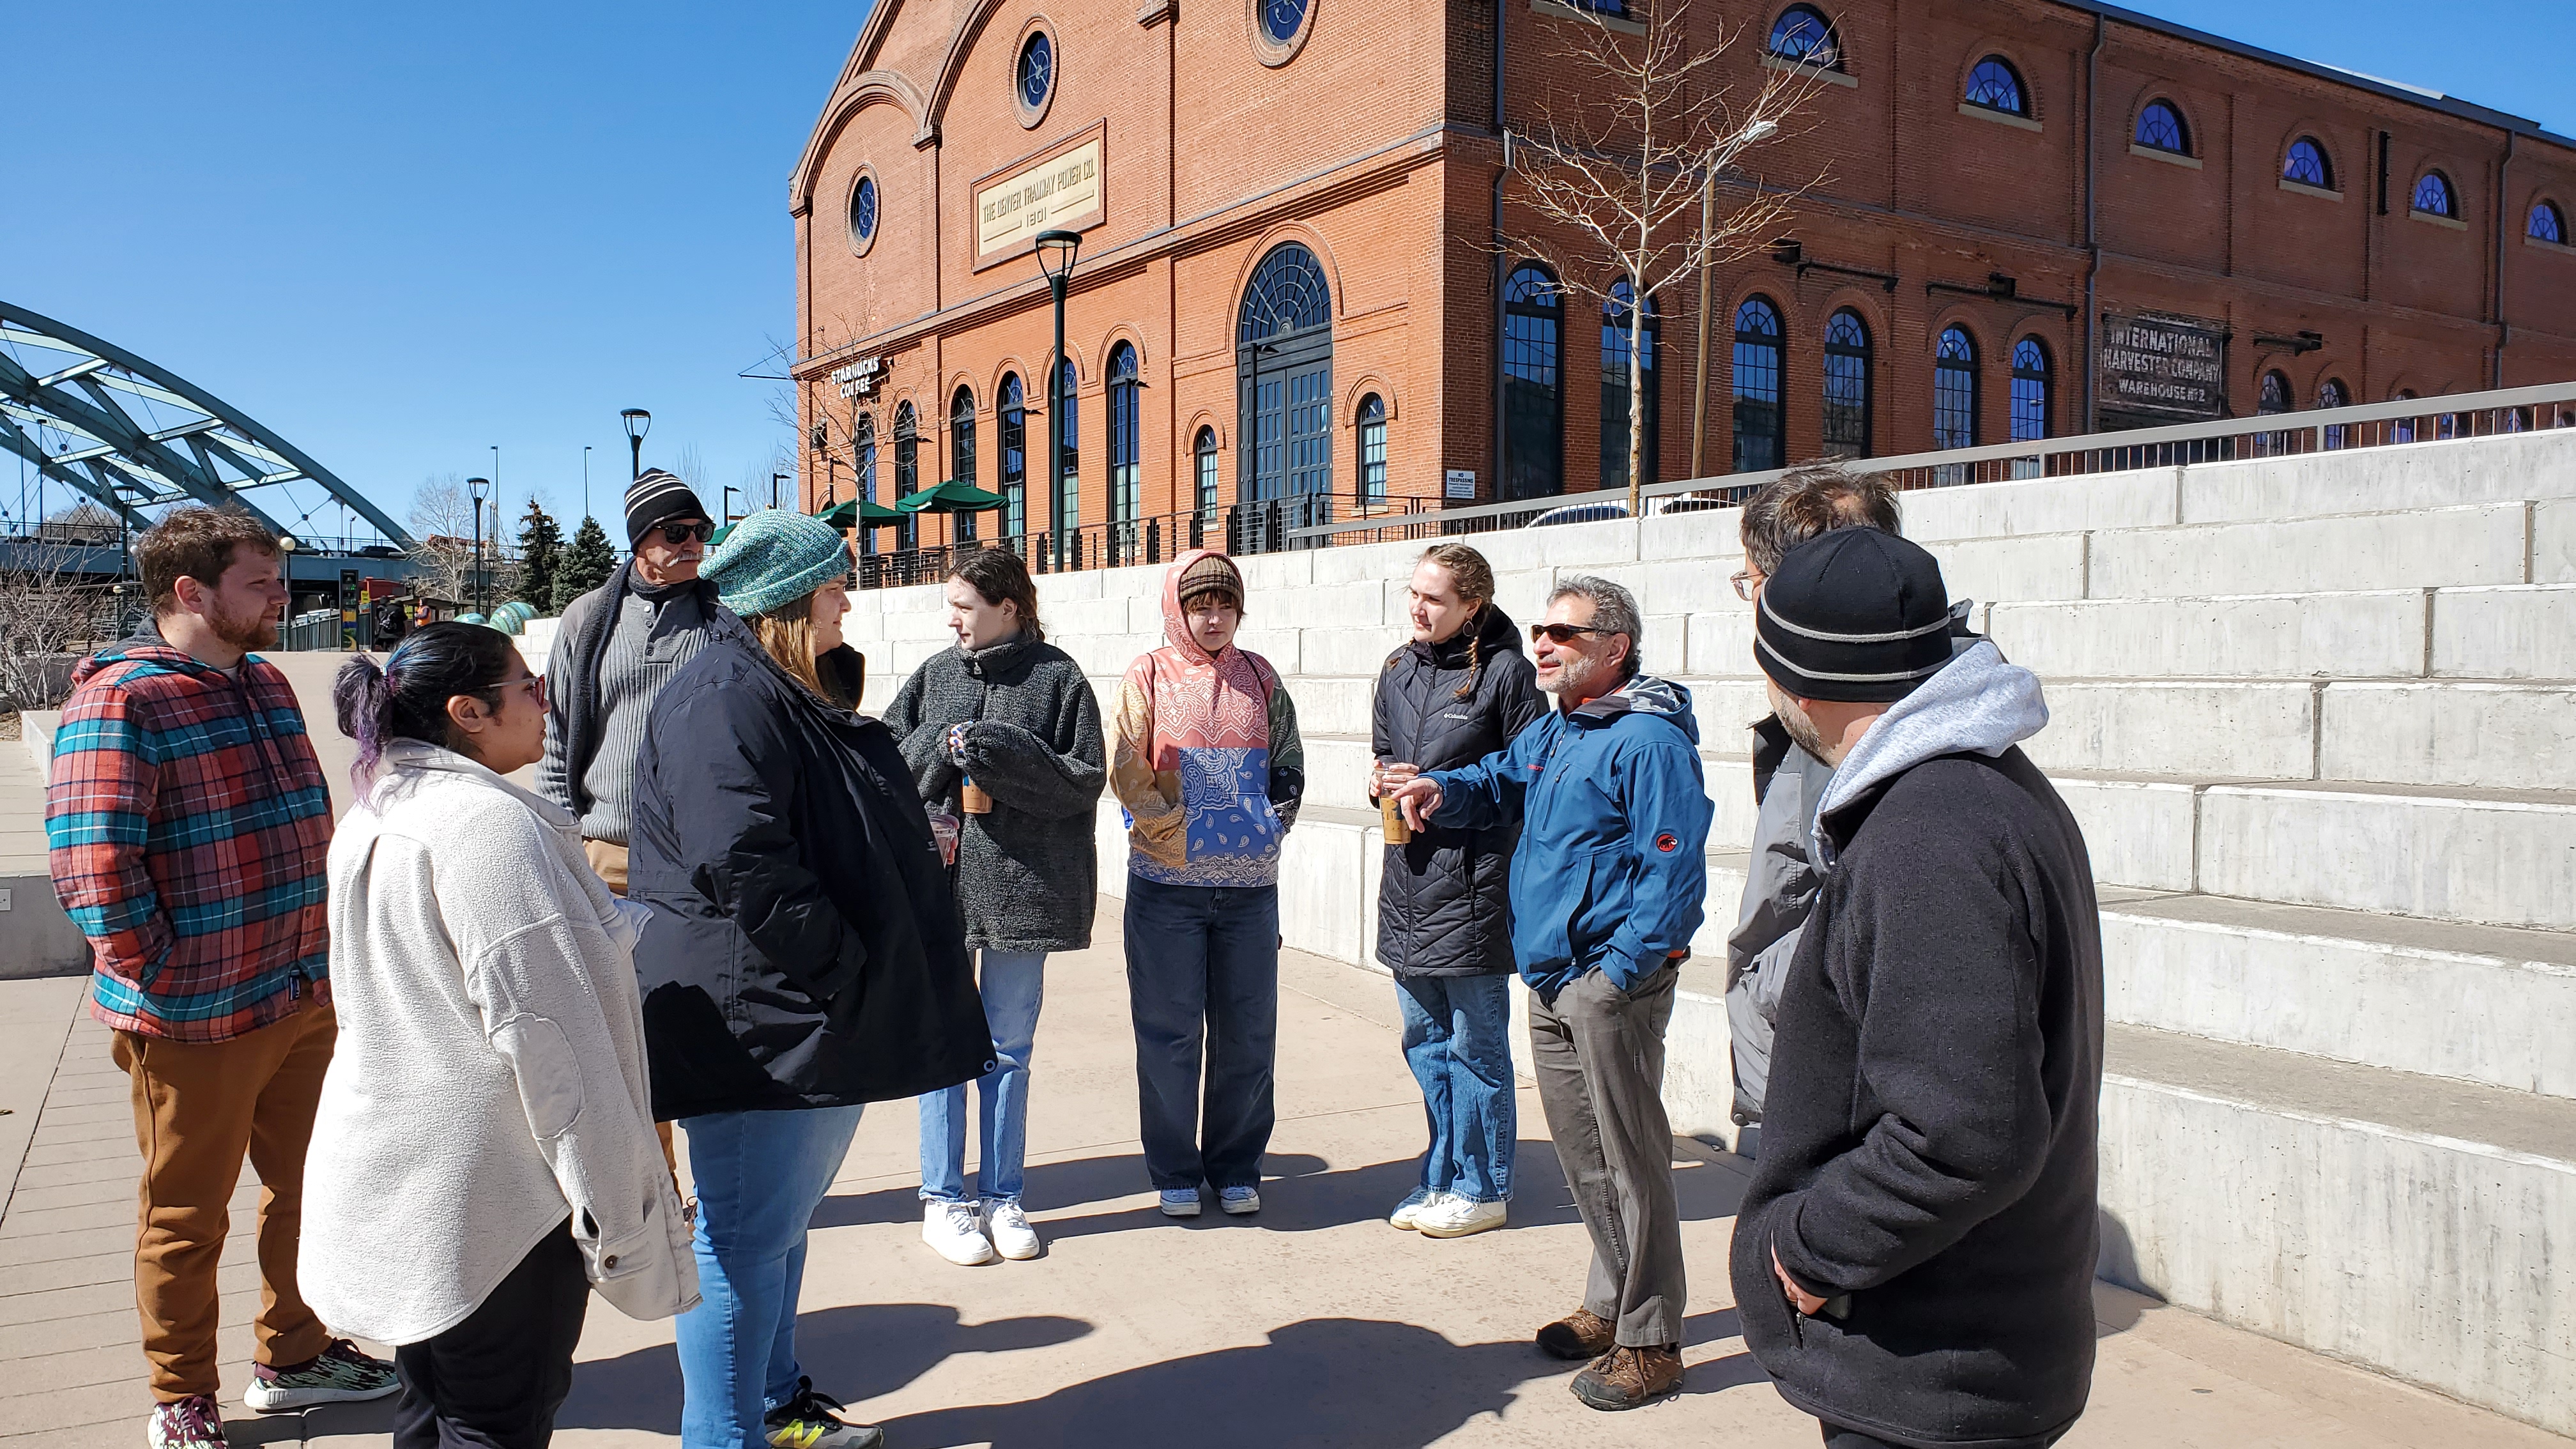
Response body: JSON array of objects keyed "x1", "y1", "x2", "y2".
[
  {"x1": 629, "y1": 614, "x2": 992, "y2": 1119},
  {"x1": 1371, "y1": 606, "x2": 1547, "y2": 977}
]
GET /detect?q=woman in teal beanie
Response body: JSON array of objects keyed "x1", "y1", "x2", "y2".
[{"x1": 632, "y1": 509, "x2": 992, "y2": 1449}]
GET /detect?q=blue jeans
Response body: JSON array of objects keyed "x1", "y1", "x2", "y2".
[
  {"x1": 1123, "y1": 877, "x2": 1278, "y2": 1191},
  {"x1": 918, "y1": 949, "x2": 1047, "y2": 1204},
  {"x1": 674, "y1": 1104, "x2": 864, "y2": 1449},
  {"x1": 1396, "y1": 974, "x2": 1517, "y2": 1204}
]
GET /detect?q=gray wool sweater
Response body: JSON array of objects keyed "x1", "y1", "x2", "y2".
[{"x1": 882, "y1": 634, "x2": 1107, "y2": 954}]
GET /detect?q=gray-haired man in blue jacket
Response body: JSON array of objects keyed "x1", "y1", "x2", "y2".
[{"x1": 1387, "y1": 574, "x2": 1713, "y2": 1413}]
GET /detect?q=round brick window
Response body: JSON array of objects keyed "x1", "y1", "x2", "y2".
[
  {"x1": 1015, "y1": 26, "x2": 1057, "y2": 128},
  {"x1": 1248, "y1": 0, "x2": 1315, "y2": 66},
  {"x1": 847, "y1": 169, "x2": 879, "y2": 257}
]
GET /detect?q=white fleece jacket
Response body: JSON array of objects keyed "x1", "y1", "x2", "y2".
[{"x1": 303, "y1": 739, "x2": 698, "y2": 1345}]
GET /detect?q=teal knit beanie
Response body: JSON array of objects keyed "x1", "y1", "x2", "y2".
[{"x1": 702, "y1": 509, "x2": 850, "y2": 618}]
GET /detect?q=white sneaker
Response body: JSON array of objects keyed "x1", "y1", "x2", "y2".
[
  {"x1": 1158, "y1": 1188, "x2": 1203, "y2": 1217},
  {"x1": 1416, "y1": 1195, "x2": 1508, "y2": 1239},
  {"x1": 985, "y1": 1199, "x2": 1042, "y2": 1260},
  {"x1": 1218, "y1": 1184, "x2": 1261, "y2": 1215},
  {"x1": 922, "y1": 1199, "x2": 997, "y2": 1265},
  {"x1": 1389, "y1": 1189, "x2": 1446, "y2": 1231}
]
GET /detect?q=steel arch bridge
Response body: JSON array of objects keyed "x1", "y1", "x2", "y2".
[{"x1": 0, "y1": 299, "x2": 413, "y2": 549}]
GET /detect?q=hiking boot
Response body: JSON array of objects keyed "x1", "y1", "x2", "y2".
[
  {"x1": 1535, "y1": 1307, "x2": 1618, "y2": 1361},
  {"x1": 1415, "y1": 1195, "x2": 1506, "y2": 1239},
  {"x1": 146, "y1": 1395, "x2": 225, "y2": 1449},
  {"x1": 985, "y1": 1199, "x2": 1042, "y2": 1261},
  {"x1": 764, "y1": 1376, "x2": 884, "y2": 1449},
  {"x1": 1158, "y1": 1188, "x2": 1203, "y2": 1217},
  {"x1": 243, "y1": 1338, "x2": 399, "y2": 1411},
  {"x1": 1218, "y1": 1184, "x2": 1261, "y2": 1215},
  {"x1": 1389, "y1": 1188, "x2": 1445, "y2": 1230},
  {"x1": 922, "y1": 1199, "x2": 997, "y2": 1266},
  {"x1": 1570, "y1": 1344, "x2": 1684, "y2": 1411}
]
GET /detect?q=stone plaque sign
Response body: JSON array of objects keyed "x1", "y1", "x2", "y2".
[
  {"x1": 2097, "y1": 312, "x2": 2228, "y2": 422},
  {"x1": 977, "y1": 138, "x2": 1103, "y2": 259}
]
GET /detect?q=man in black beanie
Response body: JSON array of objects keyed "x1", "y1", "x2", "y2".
[{"x1": 1727, "y1": 527, "x2": 2104, "y2": 1449}]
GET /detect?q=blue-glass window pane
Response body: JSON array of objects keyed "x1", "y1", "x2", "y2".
[
  {"x1": 2284, "y1": 138, "x2": 2330, "y2": 188},
  {"x1": 2317, "y1": 379, "x2": 2350, "y2": 450},
  {"x1": 1238, "y1": 244, "x2": 1332, "y2": 344},
  {"x1": 850, "y1": 176, "x2": 877, "y2": 245},
  {"x1": 1195, "y1": 429, "x2": 1219, "y2": 521},
  {"x1": 894, "y1": 403, "x2": 919, "y2": 551},
  {"x1": 2412, "y1": 171, "x2": 2453, "y2": 217},
  {"x1": 2010, "y1": 339, "x2": 2048, "y2": 444},
  {"x1": 1055, "y1": 360, "x2": 1078, "y2": 534},
  {"x1": 999, "y1": 375, "x2": 1025, "y2": 538},
  {"x1": 1732, "y1": 297, "x2": 1783, "y2": 473},
  {"x1": 1768, "y1": 5, "x2": 1839, "y2": 66},
  {"x1": 1261, "y1": 0, "x2": 1308, "y2": 44},
  {"x1": 2531, "y1": 201, "x2": 2568, "y2": 245},
  {"x1": 1821, "y1": 309, "x2": 1870, "y2": 458},
  {"x1": 1933, "y1": 328, "x2": 1977, "y2": 451},
  {"x1": 1602, "y1": 280, "x2": 1659, "y2": 492},
  {"x1": 854, "y1": 415, "x2": 877, "y2": 556},
  {"x1": 2135, "y1": 101, "x2": 2187, "y2": 154},
  {"x1": 1018, "y1": 32, "x2": 1054, "y2": 111},
  {"x1": 2257, "y1": 372, "x2": 2292, "y2": 415},
  {"x1": 1358, "y1": 395, "x2": 1386, "y2": 503},
  {"x1": 1108, "y1": 344, "x2": 1140, "y2": 523},
  {"x1": 951, "y1": 388, "x2": 978, "y2": 542},
  {"x1": 1965, "y1": 57, "x2": 2025, "y2": 116},
  {"x1": 1502, "y1": 265, "x2": 1561, "y2": 500}
]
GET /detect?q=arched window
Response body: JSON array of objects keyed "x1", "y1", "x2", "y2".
[
  {"x1": 1821, "y1": 309, "x2": 1871, "y2": 458},
  {"x1": 2134, "y1": 100, "x2": 2189, "y2": 155},
  {"x1": 998, "y1": 374, "x2": 1027, "y2": 539},
  {"x1": 2412, "y1": 170, "x2": 2455, "y2": 218},
  {"x1": 1502, "y1": 265, "x2": 1563, "y2": 501},
  {"x1": 1239, "y1": 243, "x2": 1335, "y2": 528},
  {"x1": 1933, "y1": 327, "x2": 1979, "y2": 451},
  {"x1": 2392, "y1": 388, "x2": 2418, "y2": 444},
  {"x1": 1357, "y1": 395, "x2": 1388, "y2": 506},
  {"x1": 1107, "y1": 343, "x2": 1140, "y2": 524},
  {"x1": 2283, "y1": 137, "x2": 2332, "y2": 189},
  {"x1": 1602, "y1": 280, "x2": 1660, "y2": 493},
  {"x1": 2317, "y1": 377, "x2": 2350, "y2": 450},
  {"x1": 2257, "y1": 371, "x2": 2293, "y2": 415},
  {"x1": 1964, "y1": 56, "x2": 2027, "y2": 116},
  {"x1": 1731, "y1": 296, "x2": 1784, "y2": 472},
  {"x1": 2533, "y1": 200, "x2": 2570, "y2": 245},
  {"x1": 950, "y1": 385, "x2": 979, "y2": 543},
  {"x1": 1054, "y1": 358, "x2": 1079, "y2": 541},
  {"x1": 853, "y1": 412, "x2": 878, "y2": 556},
  {"x1": 2010, "y1": 339, "x2": 2050, "y2": 443},
  {"x1": 893, "y1": 401, "x2": 919, "y2": 552},
  {"x1": 1767, "y1": 4, "x2": 1841, "y2": 68},
  {"x1": 1193, "y1": 426, "x2": 1220, "y2": 528}
]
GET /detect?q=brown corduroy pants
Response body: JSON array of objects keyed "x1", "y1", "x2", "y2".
[{"x1": 111, "y1": 1000, "x2": 338, "y2": 1402}]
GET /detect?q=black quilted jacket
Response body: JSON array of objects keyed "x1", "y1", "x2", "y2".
[{"x1": 1370, "y1": 606, "x2": 1547, "y2": 977}]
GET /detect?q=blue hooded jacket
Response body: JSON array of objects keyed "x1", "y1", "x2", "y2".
[{"x1": 1424, "y1": 675, "x2": 1713, "y2": 1002}]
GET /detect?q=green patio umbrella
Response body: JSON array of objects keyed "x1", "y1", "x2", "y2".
[
  {"x1": 813, "y1": 496, "x2": 904, "y2": 528},
  {"x1": 893, "y1": 479, "x2": 1006, "y2": 515}
]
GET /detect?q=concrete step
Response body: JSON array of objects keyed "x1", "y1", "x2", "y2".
[
  {"x1": 2097, "y1": 1023, "x2": 2576, "y2": 1436},
  {"x1": 2088, "y1": 502, "x2": 2538, "y2": 599},
  {"x1": 2099, "y1": 890, "x2": 2576, "y2": 1098},
  {"x1": 2435, "y1": 585, "x2": 2576, "y2": 679},
  {"x1": 2176, "y1": 425, "x2": 2576, "y2": 525},
  {"x1": 1988, "y1": 591, "x2": 2430, "y2": 679},
  {"x1": 2320, "y1": 681, "x2": 2576, "y2": 790},
  {"x1": 2198, "y1": 781, "x2": 2576, "y2": 931}
]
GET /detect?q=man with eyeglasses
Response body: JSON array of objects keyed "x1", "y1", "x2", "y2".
[
  {"x1": 1385, "y1": 575, "x2": 1712, "y2": 1413},
  {"x1": 537, "y1": 467, "x2": 725, "y2": 897}
]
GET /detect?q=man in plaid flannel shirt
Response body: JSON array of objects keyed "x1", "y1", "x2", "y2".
[{"x1": 45, "y1": 508, "x2": 395, "y2": 1449}]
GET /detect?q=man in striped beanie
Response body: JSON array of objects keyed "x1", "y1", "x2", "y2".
[{"x1": 537, "y1": 467, "x2": 722, "y2": 894}]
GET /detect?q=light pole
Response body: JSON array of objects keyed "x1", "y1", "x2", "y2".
[
  {"x1": 772, "y1": 471, "x2": 788, "y2": 510},
  {"x1": 467, "y1": 475, "x2": 491, "y2": 618},
  {"x1": 1034, "y1": 229, "x2": 1082, "y2": 571},
  {"x1": 583, "y1": 445, "x2": 592, "y2": 524},
  {"x1": 724, "y1": 486, "x2": 742, "y2": 526},
  {"x1": 621, "y1": 408, "x2": 652, "y2": 481}
]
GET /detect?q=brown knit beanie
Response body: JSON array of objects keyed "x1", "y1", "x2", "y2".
[{"x1": 1177, "y1": 553, "x2": 1245, "y2": 611}]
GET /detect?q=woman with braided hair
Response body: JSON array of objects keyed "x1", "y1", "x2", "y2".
[{"x1": 1368, "y1": 543, "x2": 1545, "y2": 1239}]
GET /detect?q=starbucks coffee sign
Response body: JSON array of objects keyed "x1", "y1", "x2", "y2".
[{"x1": 976, "y1": 136, "x2": 1103, "y2": 260}]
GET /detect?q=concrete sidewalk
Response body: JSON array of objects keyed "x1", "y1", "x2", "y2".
[{"x1": 3, "y1": 907, "x2": 2562, "y2": 1447}]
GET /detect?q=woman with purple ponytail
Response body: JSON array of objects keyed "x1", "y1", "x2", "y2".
[{"x1": 306, "y1": 622, "x2": 698, "y2": 1448}]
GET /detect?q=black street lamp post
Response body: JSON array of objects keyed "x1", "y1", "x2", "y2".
[
  {"x1": 1034, "y1": 229, "x2": 1082, "y2": 571},
  {"x1": 620, "y1": 408, "x2": 652, "y2": 480},
  {"x1": 772, "y1": 472, "x2": 789, "y2": 510},
  {"x1": 467, "y1": 475, "x2": 491, "y2": 618}
]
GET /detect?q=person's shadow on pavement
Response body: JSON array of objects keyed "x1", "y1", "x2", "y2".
[{"x1": 549, "y1": 1301, "x2": 1094, "y2": 1432}]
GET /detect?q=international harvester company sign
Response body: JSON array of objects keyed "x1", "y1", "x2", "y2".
[{"x1": 2097, "y1": 312, "x2": 2228, "y2": 422}]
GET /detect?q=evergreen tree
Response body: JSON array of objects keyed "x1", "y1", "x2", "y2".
[
  {"x1": 555, "y1": 516, "x2": 617, "y2": 610},
  {"x1": 514, "y1": 500, "x2": 564, "y2": 613}
]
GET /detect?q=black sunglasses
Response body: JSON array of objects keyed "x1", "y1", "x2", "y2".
[
  {"x1": 1529, "y1": 622, "x2": 1612, "y2": 644},
  {"x1": 655, "y1": 520, "x2": 716, "y2": 545}
]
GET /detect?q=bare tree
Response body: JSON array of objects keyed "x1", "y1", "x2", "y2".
[
  {"x1": 0, "y1": 537, "x2": 109, "y2": 710},
  {"x1": 1500, "y1": 0, "x2": 1824, "y2": 516},
  {"x1": 405, "y1": 474, "x2": 478, "y2": 606}
]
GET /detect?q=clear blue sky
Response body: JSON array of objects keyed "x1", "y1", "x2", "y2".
[{"x1": 5, "y1": 0, "x2": 2566, "y2": 542}]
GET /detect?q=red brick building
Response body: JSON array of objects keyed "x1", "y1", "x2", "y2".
[{"x1": 788, "y1": 0, "x2": 2576, "y2": 551}]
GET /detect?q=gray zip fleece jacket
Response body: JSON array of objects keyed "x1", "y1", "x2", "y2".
[{"x1": 882, "y1": 634, "x2": 1107, "y2": 954}]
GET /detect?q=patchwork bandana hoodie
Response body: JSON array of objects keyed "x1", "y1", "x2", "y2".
[
  {"x1": 46, "y1": 630, "x2": 333, "y2": 1041},
  {"x1": 1110, "y1": 550, "x2": 1305, "y2": 888}
]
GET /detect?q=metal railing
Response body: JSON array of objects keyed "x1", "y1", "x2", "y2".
[
  {"x1": 852, "y1": 493, "x2": 1417, "y2": 590},
  {"x1": 1281, "y1": 379, "x2": 2576, "y2": 549}
]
